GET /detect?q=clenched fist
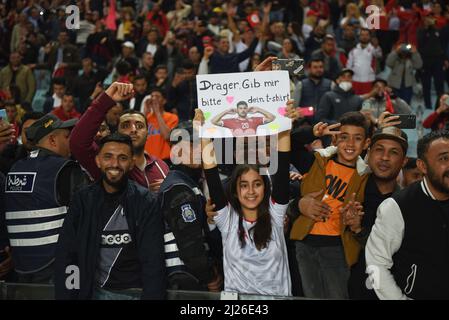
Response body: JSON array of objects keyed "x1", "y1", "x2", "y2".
[{"x1": 105, "y1": 82, "x2": 134, "y2": 102}]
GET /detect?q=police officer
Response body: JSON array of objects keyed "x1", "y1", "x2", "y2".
[
  {"x1": 159, "y1": 121, "x2": 222, "y2": 291},
  {"x1": 4, "y1": 114, "x2": 89, "y2": 283}
]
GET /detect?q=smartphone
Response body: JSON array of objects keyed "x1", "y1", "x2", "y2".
[
  {"x1": 386, "y1": 114, "x2": 416, "y2": 129},
  {"x1": 272, "y1": 58, "x2": 305, "y2": 76},
  {"x1": 298, "y1": 106, "x2": 315, "y2": 117},
  {"x1": 0, "y1": 109, "x2": 9, "y2": 124}
]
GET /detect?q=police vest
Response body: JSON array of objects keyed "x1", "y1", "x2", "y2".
[
  {"x1": 392, "y1": 181, "x2": 449, "y2": 299},
  {"x1": 159, "y1": 170, "x2": 210, "y2": 284},
  {"x1": 299, "y1": 78, "x2": 332, "y2": 110},
  {"x1": 5, "y1": 149, "x2": 72, "y2": 273}
]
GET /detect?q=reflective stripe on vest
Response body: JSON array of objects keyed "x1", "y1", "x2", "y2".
[
  {"x1": 164, "y1": 232, "x2": 175, "y2": 242},
  {"x1": 5, "y1": 152, "x2": 71, "y2": 273},
  {"x1": 7, "y1": 218, "x2": 64, "y2": 233},
  {"x1": 5, "y1": 206, "x2": 67, "y2": 220},
  {"x1": 166, "y1": 257, "x2": 184, "y2": 268},
  {"x1": 164, "y1": 231, "x2": 185, "y2": 269},
  {"x1": 165, "y1": 243, "x2": 180, "y2": 253},
  {"x1": 9, "y1": 234, "x2": 59, "y2": 247}
]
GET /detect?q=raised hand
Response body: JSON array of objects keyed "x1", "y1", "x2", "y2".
[
  {"x1": 286, "y1": 100, "x2": 302, "y2": 122},
  {"x1": 194, "y1": 108, "x2": 205, "y2": 126},
  {"x1": 149, "y1": 179, "x2": 163, "y2": 192},
  {"x1": 263, "y1": 1, "x2": 272, "y2": 14},
  {"x1": 206, "y1": 198, "x2": 217, "y2": 224},
  {"x1": 377, "y1": 111, "x2": 401, "y2": 129},
  {"x1": 313, "y1": 122, "x2": 342, "y2": 137},
  {"x1": 203, "y1": 46, "x2": 214, "y2": 59},
  {"x1": 105, "y1": 82, "x2": 134, "y2": 102},
  {"x1": 254, "y1": 56, "x2": 277, "y2": 72}
]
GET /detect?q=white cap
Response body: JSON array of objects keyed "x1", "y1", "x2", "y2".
[{"x1": 122, "y1": 41, "x2": 135, "y2": 49}]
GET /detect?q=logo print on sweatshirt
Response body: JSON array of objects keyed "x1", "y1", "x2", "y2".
[
  {"x1": 101, "y1": 233, "x2": 132, "y2": 246},
  {"x1": 325, "y1": 174, "x2": 348, "y2": 202}
]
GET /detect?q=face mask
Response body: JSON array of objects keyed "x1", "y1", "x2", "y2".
[{"x1": 339, "y1": 81, "x2": 352, "y2": 92}]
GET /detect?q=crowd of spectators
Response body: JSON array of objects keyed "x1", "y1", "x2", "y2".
[{"x1": 0, "y1": 0, "x2": 449, "y2": 300}]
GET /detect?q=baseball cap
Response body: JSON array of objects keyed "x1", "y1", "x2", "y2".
[
  {"x1": 370, "y1": 126, "x2": 408, "y2": 154},
  {"x1": 170, "y1": 121, "x2": 198, "y2": 145},
  {"x1": 338, "y1": 68, "x2": 354, "y2": 77},
  {"x1": 26, "y1": 113, "x2": 78, "y2": 143},
  {"x1": 122, "y1": 41, "x2": 135, "y2": 49}
]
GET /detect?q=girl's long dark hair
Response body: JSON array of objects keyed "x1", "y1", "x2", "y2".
[{"x1": 227, "y1": 164, "x2": 272, "y2": 251}]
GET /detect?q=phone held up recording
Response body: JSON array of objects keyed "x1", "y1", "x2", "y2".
[
  {"x1": 272, "y1": 59, "x2": 305, "y2": 77},
  {"x1": 386, "y1": 114, "x2": 416, "y2": 129}
]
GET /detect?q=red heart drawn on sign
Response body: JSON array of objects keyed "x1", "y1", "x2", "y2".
[{"x1": 277, "y1": 106, "x2": 287, "y2": 116}]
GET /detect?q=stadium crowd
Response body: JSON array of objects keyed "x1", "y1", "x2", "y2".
[{"x1": 0, "y1": 0, "x2": 449, "y2": 300}]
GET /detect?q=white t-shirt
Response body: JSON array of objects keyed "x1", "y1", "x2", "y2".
[
  {"x1": 214, "y1": 199, "x2": 291, "y2": 296},
  {"x1": 146, "y1": 43, "x2": 158, "y2": 57},
  {"x1": 52, "y1": 93, "x2": 61, "y2": 108}
]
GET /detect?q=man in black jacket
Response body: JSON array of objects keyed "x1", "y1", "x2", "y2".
[
  {"x1": 55, "y1": 133, "x2": 166, "y2": 300},
  {"x1": 201, "y1": 34, "x2": 260, "y2": 74},
  {"x1": 316, "y1": 68, "x2": 363, "y2": 123}
]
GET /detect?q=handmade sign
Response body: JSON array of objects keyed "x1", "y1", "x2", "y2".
[{"x1": 196, "y1": 71, "x2": 292, "y2": 138}]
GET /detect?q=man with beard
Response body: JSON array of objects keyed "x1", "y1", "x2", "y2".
[
  {"x1": 70, "y1": 82, "x2": 169, "y2": 192},
  {"x1": 311, "y1": 35, "x2": 347, "y2": 81},
  {"x1": 55, "y1": 133, "x2": 166, "y2": 299},
  {"x1": 292, "y1": 57, "x2": 332, "y2": 123},
  {"x1": 347, "y1": 28, "x2": 382, "y2": 95},
  {"x1": 366, "y1": 130, "x2": 449, "y2": 299}
]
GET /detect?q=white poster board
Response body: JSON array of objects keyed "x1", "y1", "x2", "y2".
[{"x1": 196, "y1": 71, "x2": 292, "y2": 138}]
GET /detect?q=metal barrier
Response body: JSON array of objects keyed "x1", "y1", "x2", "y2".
[{"x1": 0, "y1": 281, "x2": 306, "y2": 300}]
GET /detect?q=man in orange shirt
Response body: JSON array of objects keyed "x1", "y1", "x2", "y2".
[{"x1": 144, "y1": 89, "x2": 178, "y2": 162}]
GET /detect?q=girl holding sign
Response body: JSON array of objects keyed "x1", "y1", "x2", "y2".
[{"x1": 196, "y1": 108, "x2": 292, "y2": 296}]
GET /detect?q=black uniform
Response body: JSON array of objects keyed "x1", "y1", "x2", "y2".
[{"x1": 159, "y1": 165, "x2": 218, "y2": 290}]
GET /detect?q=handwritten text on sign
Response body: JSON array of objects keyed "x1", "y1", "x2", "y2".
[{"x1": 197, "y1": 71, "x2": 292, "y2": 138}]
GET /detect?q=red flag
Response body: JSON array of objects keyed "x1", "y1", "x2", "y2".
[{"x1": 385, "y1": 91, "x2": 394, "y2": 113}]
